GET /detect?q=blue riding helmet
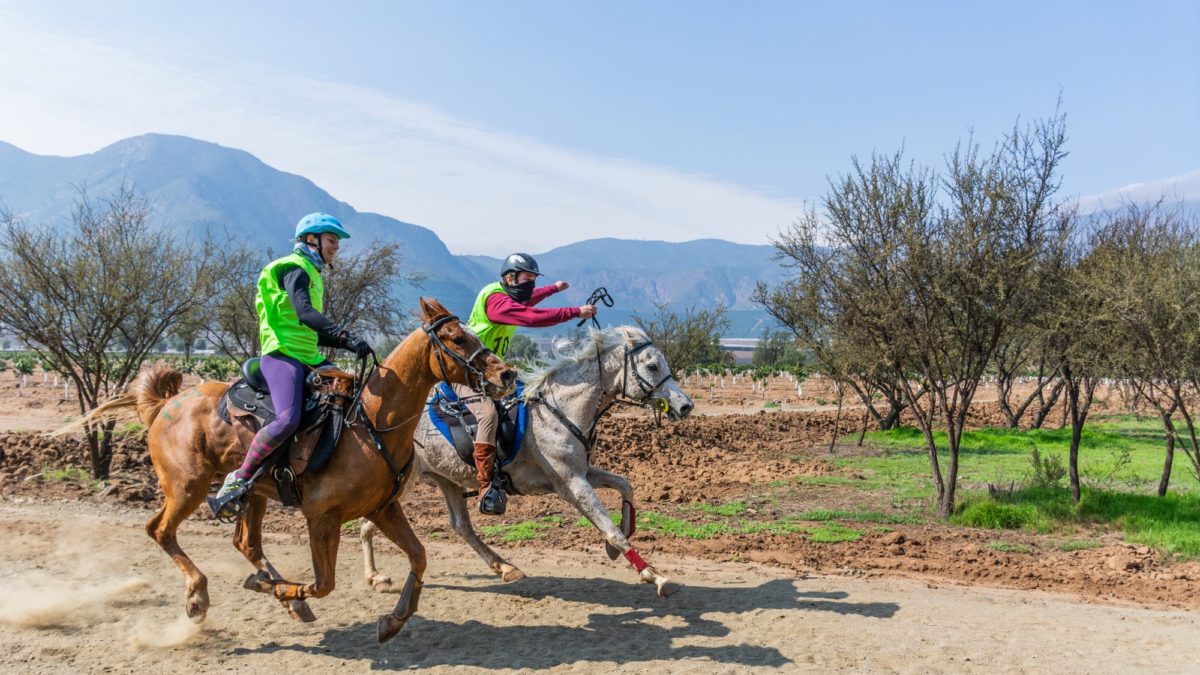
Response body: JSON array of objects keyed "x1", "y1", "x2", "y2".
[{"x1": 294, "y1": 213, "x2": 351, "y2": 240}]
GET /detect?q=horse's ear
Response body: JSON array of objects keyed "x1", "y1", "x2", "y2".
[{"x1": 419, "y1": 297, "x2": 449, "y2": 322}]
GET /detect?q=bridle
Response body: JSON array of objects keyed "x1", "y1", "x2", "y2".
[
  {"x1": 620, "y1": 340, "x2": 675, "y2": 404},
  {"x1": 528, "y1": 336, "x2": 677, "y2": 453},
  {"x1": 423, "y1": 314, "x2": 495, "y2": 394},
  {"x1": 345, "y1": 313, "x2": 498, "y2": 514}
]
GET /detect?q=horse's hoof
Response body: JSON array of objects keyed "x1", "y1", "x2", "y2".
[
  {"x1": 368, "y1": 574, "x2": 396, "y2": 593},
  {"x1": 377, "y1": 613, "x2": 406, "y2": 644},
  {"x1": 185, "y1": 592, "x2": 209, "y2": 623},
  {"x1": 499, "y1": 566, "x2": 526, "y2": 583},
  {"x1": 286, "y1": 600, "x2": 316, "y2": 623},
  {"x1": 655, "y1": 577, "x2": 681, "y2": 598},
  {"x1": 604, "y1": 541, "x2": 620, "y2": 561},
  {"x1": 244, "y1": 571, "x2": 273, "y2": 594}
]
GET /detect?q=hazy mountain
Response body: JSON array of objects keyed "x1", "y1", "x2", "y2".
[
  {"x1": 0, "y1": 134, "x2": 490, "y2": 312},
  {"x1": 0, "y1": 134, "x2": 785, "y2": 336}
]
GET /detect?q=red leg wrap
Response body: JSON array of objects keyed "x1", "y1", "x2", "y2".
[{"x1": 623, "y1": 548, "x2": 648, "y2": 573}]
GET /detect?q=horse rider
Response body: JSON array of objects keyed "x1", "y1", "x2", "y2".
[
  {"x1": 213, "y1": 213, "x2": 372, "y2": 512},
  {"x1": 463, "y1": 252, "x2": 595, "y2": 513}
]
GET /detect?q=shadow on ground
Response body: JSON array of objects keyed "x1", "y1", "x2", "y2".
[{"x1": 232, "y1": 575, "x2": 898, "y2": 670}]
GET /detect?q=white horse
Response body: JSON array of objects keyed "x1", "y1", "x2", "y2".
[{"x1": 360, "y1": 325, "x2": 694, "y2": 597}]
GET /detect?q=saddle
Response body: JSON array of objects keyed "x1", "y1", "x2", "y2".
[
  {"x1": 217, "y1": 357, "x2": 356, "y2": 506},
  {"x1": 427, "y1": 381, "x2": 527, "y2": 468}
]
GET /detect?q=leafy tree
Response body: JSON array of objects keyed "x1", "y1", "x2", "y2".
[
  {"x1": 633, "y1": 302, "x2": 730, "y2": 373},
  {"x1": 751, "y1": 328, "x2": 806, "y2": 370},
  {"x1": 506, "y1": 334, "x2": 541, "y2": 362}
]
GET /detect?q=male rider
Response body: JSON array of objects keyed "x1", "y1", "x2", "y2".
[
  {"x1": 460, "y1": 252, "x2": 595, "y2": 513},
  {"x1": 212, "y1": 213, "x2": 371, "y2": 515}
]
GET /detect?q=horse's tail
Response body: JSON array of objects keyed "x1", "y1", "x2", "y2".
[
  {"x1": 129, "y1": 363, "x2": 184, "y2": 426},
  {"x1": 51, "y1": 363, "x2": 183, "y2": 436}
]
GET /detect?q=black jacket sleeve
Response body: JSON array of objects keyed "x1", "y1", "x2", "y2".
[{"x1": 277, "y1": 265, "x2": 346, "y2": 347}]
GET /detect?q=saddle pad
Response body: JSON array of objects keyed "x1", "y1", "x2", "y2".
[
  {"x1": 427, "y1": 381, "x2": 526, "y2": 467},
  {"x1": 218, "y1": 378, "x2": 339, "y2": 475}
]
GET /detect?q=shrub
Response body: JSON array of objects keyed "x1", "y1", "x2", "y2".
[{"x1": 1029, "y1": 447, "x2": 1066, "y2": 488}]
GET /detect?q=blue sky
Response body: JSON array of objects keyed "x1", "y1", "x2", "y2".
[{"x1": 1, "y1": 1, "x2": 1197, "y2": 253}]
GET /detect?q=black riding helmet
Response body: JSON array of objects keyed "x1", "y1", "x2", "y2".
[{"x1": 500, "y1": 252, "x2": 541, "y2": 278}]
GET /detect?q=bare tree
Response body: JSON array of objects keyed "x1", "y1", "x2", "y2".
[
  {"x1": 759, "y1": 109, "x2": 1070, "y2": 518},
  {"x1": 203, "y1": 243, "x2": 265, "y2": 363},
  {"x1": 0, "y1": 186, "x2": 219, "y2": 479},
  {"x1": 320, "y1": 241, "x2": 424, "y2": 353}
]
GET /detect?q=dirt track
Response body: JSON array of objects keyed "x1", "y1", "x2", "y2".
[{"x1": 1, "y1": 499, "x2": 1199, "y2": 674}]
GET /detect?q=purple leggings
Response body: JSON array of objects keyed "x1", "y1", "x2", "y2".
[{"x1": 234, "y1": 352, "x2": 308, "y2": 481}]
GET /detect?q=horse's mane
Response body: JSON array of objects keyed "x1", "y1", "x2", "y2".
[{"x1": 522, "y1": 325, "x2": 650, "y2": 397}]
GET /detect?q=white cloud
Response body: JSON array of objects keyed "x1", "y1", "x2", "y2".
[
  {"x1": 0, "y1": 10, "x2": 807, "y2": 254},
  {"x1": 1078, "y1": 169, "x2": 1200, "y2": 213}
]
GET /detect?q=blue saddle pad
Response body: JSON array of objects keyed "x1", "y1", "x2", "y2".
[{"x1": 427, "y1": 381, "x2": 526, "y2": 466}]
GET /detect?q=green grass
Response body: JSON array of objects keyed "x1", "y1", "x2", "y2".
[
  {"x1": 793, "y1": 475, "x2": 864, "y2": 487},
  {"x1": 835, "y1": 416, "x2": 1200, "y2": 558},
  {"x1": 572, "y1": 508, "x2": 863, "y2": 542},
  {"x1": 806, "y1": 523, "x2": 864, "y2": 543},
  {"x1": 792, "y1": 508, "x2": 920, "y2": 525},
  {"x1": 1058, "y1": 539, "x2": 1102, "y2": 552},
  {"x1": 114, "y1": 421, "x2": 146, "y2": 436},
  {"x1": 686, "y1": 501, "x2": 748, "y2": 517},
  {"x1": 952, "y1": 499, "x2": 1053, "y2": 532},
  {"x1": 41, "y1": 466, "x2": 92, "y2": 483},
  {"x1": 854, "y1": 418, "x2": 1186, "y2": 494},
  {"x1": 953, "y1": 486, "x2": 1200, "y2": 559},
  {"x1": 987, "y1": 541, "x2": 1032, "y2": 554},
  {"x1": 763, "y1": 401, "x2": 780, "y2": 409},
  {"x1": 482, "y1": 516, "x2": 564, "y2": 542},
  {"x1": 341, "y1": 518, "x2": 362, "y2": 533}
]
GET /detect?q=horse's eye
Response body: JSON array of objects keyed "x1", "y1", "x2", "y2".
[{"x1": 647, "y1": 364, "x2": 659, "y2": 373}]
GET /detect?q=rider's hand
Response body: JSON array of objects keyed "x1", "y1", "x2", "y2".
[
  {"x1": 343, "y1": 334, "x2": 373, "y2": 358},
  {"x1": 578, "y1": 304, "x2": 596, "y2": 319},
  {"x1": 554, "y1": 280, "x2": 569, "y2": 291}
]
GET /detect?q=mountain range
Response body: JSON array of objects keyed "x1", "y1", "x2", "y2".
[{"x1": 0, "y1": 134, "x2": 784, "y2": 336}]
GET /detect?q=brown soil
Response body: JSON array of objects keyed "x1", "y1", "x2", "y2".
[
  {"x1": 2, "y1": 390, "x2": 1195, "y2": 616},
  {"x1": 2, "y1": 370, "x2": 1198, "y2": 670},
  {"x1": 5, "y1": 500, "x2": 1199, "y2": 673}
]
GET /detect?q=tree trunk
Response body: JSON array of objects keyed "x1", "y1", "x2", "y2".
[
  {"x1": 829, "y1": 383, "x2": 844, "y2": 454},
  {"x1": 1158, "y1": 430, "x2": 1175, "y2": 497},
  {"x1": 857, "y1": 408, "x2": 869, "y2": 447},
  {"x1": 88, "y1": 420, "x2": 117, "y2": 480},
  {"x1": 1062, "y1": 367, "x2": 1095, "y2": 504},
  {"x1": 997, "y1": 371, "x2": 1018, "y2": 428},
  {"x1": 1030, "y1": 379, "x2": 1064, "y2": 429},
  {"x1": 1156, "y1": 402, "x2": 1178, "y2": 497}
]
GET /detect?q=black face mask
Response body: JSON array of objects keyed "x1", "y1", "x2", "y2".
[{"x1": 504, "y1": 279, "x2": 536, "y2": 303}]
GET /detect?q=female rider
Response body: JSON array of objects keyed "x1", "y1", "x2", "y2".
[{"x1": 212, "y1": 213, "x2": 371, "y2": 513}]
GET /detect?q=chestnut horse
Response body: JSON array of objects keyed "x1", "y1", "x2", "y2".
[{"x1": 78, "y1": 298, "x2": 516, "y2": 643}]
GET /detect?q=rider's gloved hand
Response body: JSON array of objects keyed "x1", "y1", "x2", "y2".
[{"x1": 342, "y1": 333, "x2": 373, "y2": 358}]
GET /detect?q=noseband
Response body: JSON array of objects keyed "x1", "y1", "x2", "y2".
[
  {"x1": 621, "y1": 340, "x2": 675, "y2": 401},
  {"x1": 423, "y1": 315, "x2": 494, "y2": 393}
]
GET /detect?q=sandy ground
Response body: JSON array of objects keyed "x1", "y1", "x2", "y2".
[{"x1": 1, "y1": 498, "x2": 1198, "y2": 674}]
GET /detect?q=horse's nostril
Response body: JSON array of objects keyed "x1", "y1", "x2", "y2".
[
  {"x1": 680, "y1": 402, "x2": 694, "y2": 417},
  {"x1": 503, "y1": 370, "x2": 516, "y2": 385}
]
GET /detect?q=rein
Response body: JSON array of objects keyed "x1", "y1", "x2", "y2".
[
  {"x1": 344, "y1": 314, "x2": 493, "y2": 513},
  {"x1": 528, "y1": 337, "x2": 675, "y2": 453}
]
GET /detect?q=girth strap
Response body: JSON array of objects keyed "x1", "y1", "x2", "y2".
[{"x1": 527, "y1": 394, "x2": 596, "y2": 451}]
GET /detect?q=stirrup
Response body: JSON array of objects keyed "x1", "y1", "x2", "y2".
[
  {"x1": 207, "y1": 489, "x2": 246, "y2": 523},
  {"x1": 479, "y1": 484, "x2": 508, "y2": 515}
]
